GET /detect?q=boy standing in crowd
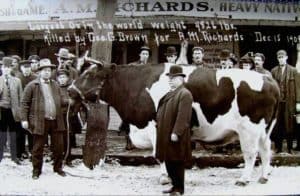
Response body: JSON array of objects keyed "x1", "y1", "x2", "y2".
[{"x1": 57, "y1": 69, "x2": 81, "y2": 167}]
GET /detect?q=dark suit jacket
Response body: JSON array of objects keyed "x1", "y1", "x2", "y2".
[{"x1": 271, "y1": 64, "x2": 300, "y2": 132}]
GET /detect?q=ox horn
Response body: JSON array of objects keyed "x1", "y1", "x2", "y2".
[{"x1": 84, "y1": 56, "x2": 104, "y2": 67}]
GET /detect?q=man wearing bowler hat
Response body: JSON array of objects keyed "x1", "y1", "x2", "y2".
[
  {"x1": 156, "y1": 65, "x2": 193, "y2": 195},
  {"x1": 271, "y1": 50, "x2": 300, "y2": 153},
  {"x1": 15, "y1": 60, "x2": 37, "y2": 159},
  {"x1": 0, "y1": 57, "x2": 23, "y2": 165},
  {"x1": 129, "y1": 45, "x2": 151, "y2": 65},
  {"x1": 21, "y1": 58, "x2": 66, "y2": 179},
  {"x1": 218, "y1": 49, "x2": 238, "y2": 69},
  {"x1": 165, "y1": 46, "x2": 178, "y2": 64}
]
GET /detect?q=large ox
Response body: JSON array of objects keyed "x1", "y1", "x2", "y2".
[{"x1": 69, "y1": 62, "x2": 279, "y2": 186}]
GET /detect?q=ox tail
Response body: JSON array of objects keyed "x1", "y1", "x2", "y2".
[{"x1": 264, "y1": 100, "x2": 279, "y2": 143}]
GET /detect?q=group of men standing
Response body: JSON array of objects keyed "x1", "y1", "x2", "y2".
[{"x1": 0, "y1": 48, "x2": 81, "y2": 180}]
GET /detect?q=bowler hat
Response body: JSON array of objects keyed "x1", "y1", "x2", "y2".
[
  {"x1": 2, "y1": 57, "x2": 13, "y2": 67},
  {"x1": 55, "y1": 48, "x2": 70, "y2": 59},
  {"x1": 277, "y1": 50, "x2": 287, "y2": 57},
  {"x1": 192, "y1": 46, "x2": 204, "y2": 53},
  {"x1": 164, "y1": 46, "x2": 177, "y2": 56},
  {"x1": 166, "y1": 65, "x2": 186, "y2": 77},
  {"x1": 57, "y1": 69, "x2": 70, "y2": 76},
  {"x1": 19, "y1": 60, "x2": 32, "y2": 67},
  {"x1": 38, "y1": 58, "x2": 56, "y2": 70},
  {"x1": 219, "y1": 49, "x2": 238, "y2": 65},
  {"x1": 140, "y1": 46, "x2": 150, "y2": 52}
]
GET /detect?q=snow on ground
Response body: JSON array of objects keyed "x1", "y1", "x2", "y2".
[{"x1": 0, "y1": 158, "x2": 300, "y2": 195}]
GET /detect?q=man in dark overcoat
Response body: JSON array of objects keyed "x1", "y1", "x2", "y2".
[
  {"x1": 271, "y1": 50, "x2": 300, "y2": 153},
  {"x1": 156, "y1": 65, "x2": 193, "y2": 195},
  {"x1": 20, "y1": 58, "x2": 66, "y2": 179}
]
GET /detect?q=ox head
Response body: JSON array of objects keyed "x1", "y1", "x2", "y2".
[{"x1": 68, "y1": 58, "x2": 116, "y2": 109}]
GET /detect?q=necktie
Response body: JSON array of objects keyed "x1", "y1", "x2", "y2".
[
  {"x1": 5, "y1": 75, "x2": 11, "y2": 100},
  {"x1": 279, "y1": 66, "x2": 283, "y2": 82}
]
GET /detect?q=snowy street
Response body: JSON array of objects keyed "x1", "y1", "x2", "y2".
[{"x1": 1, "y1": 158, "x2": 300, "y2": 195}]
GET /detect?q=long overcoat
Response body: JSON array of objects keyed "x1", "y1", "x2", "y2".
[
  {"x1": 20, "y1": 78, "x2": 65, "y2": 135},
  {"x1": 271, "y1": 64, "x2": 300, "y2": 133},
  {"x1": 155, "y1": 85, "x2": 193, "y2": 162}
]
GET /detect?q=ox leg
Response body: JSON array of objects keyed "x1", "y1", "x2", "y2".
[
  {"x1": 150, "y1": 126, "x2": 171, "y2": 185},
  {"x1": 258, "y1": 134, "x2": 272, "y2": 184},
  {"x1": 120, "y1": 122, "x2": 135, "y2": 150},
  {"x1": 236, "y1": 131, "x2": 260, "y2": 186}
]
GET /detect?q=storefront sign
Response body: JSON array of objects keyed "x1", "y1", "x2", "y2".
[
  {"x1": 0, "y1": 0, "x2": 96, "y2": 21},
  {"x1": 116, "y1": 0, "x2": 300, "y2": 21},
  {"x1": 0, "y1": 0, "x2": 298, "y2": 21}
]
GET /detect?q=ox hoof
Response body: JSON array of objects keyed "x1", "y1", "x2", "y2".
[
  {"x1": 235, "y1": 180, "x2": 249, "y2": 186},
  {"x1": 159, "y1": 174, "x2": 171, "y2": 185},
  {"x1": 258, "y1": 177, "x2": 268, "y2": 184}
]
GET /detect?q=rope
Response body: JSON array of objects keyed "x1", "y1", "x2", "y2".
[{"x1": 63, "y1": 102, "x2": 71, "y2": 167}]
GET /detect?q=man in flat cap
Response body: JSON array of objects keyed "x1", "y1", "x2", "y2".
[
  {"x1": 28, "y1": 55, "x2": 40, "y2": 74},
  {"x1": 129, "y1": 45, "x2": 151, "y2": 65},
  {"x1": 254, "y1": 53, "x2": 272, "y2": 77},
  {"x1": 21, "y1": 58, "x2": 67, "y2": 179},
  {"x1": 271, "y1": 49, "x2": 300, "y2": 153},
  {"x1": 156, "y1": 65, "x2": 193, "y2": 195},
  {"x1": 0, "y1": 57, "x2": 23, "y2": 165},
  {"x1": 191, "y1": 46, "x2": 213, "y2": 68}
]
